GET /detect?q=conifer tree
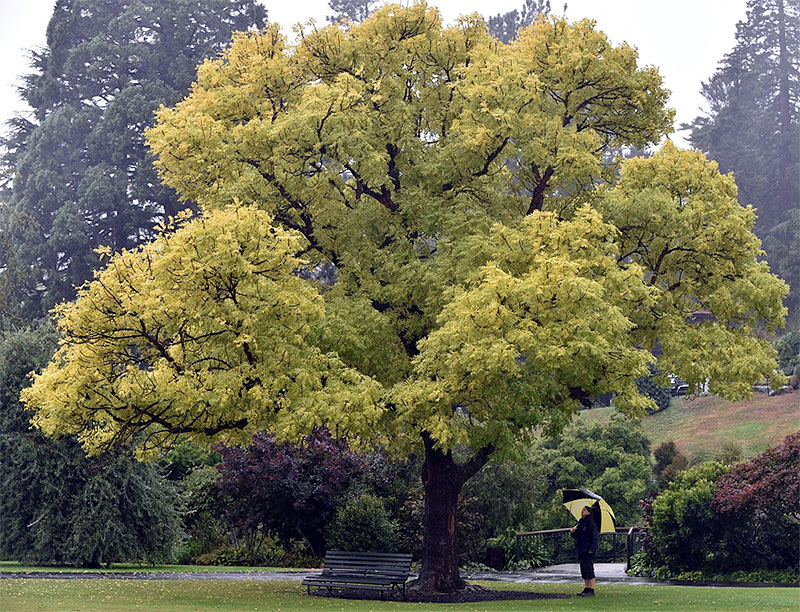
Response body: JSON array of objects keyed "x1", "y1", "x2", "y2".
[
  {"x1": 486, "y1": 0, "x2": 551, "y2": 43},
  {"x1": 684, "y1": 0, "x2": 799, "y2": 327},
  {"x1": 1, "y1": 0, "x2": 266, "y2": 318},
  {"x1": 0, "y1": 321, "x2": 179, "y2": 566},
  {"x1": 327, "y1": 0, "x2": 385, "y2": 23}
]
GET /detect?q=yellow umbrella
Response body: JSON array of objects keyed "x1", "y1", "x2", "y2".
[{"x1": 562, "y1": 488, "x2": 616, "y2": 533}]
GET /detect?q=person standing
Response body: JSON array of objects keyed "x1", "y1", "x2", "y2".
[{"x1": 570, "y1": 505, "x2": 599, "y2": 596}]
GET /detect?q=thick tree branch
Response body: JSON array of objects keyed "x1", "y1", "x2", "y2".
[{"x1": 527, "y1": 165, "x2": 554, "y2": 214}]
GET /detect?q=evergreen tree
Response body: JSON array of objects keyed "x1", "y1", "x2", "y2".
[
  {"x1": 327, "y1": 0, "x2": 385, "y2": 23},
  {"x1": 0, "y1": 320, "x2": 180, "y2": 566},
  {"x1": 1, "y1": 0, "x2": 267, "y2": 318},
  {"x1": 486, "y1": 0, "x2": 551, "y2": 43},
  {"x1": 684, "y1": 0, "x2": 800, "y2": 327}
]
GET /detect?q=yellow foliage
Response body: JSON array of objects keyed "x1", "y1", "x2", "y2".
[
  {"x1": 24, "y1": 4, "x2": 787, "y2": 458},
  {"x1": 23, "y1": 206, "x2": 384, "y2": 455}
]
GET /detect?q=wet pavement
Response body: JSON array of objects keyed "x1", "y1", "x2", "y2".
[
  {"x1": 465, "y1": 563, "x2": 661, "y2": 585},
  {"x1": 0, "y1": 564, "x2": 795, "y2": 587}
]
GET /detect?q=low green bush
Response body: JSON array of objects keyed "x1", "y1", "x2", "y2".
[
  {"x1": 664, "y1": 568, "x2": 800, "y2": 584},
  {"x1": 626, "y1": 549, "x2": 655, "y2": 577},
  {"x1": 193, "y1": 538, "x2": 315, "y2": 568},
  {"x1": 651, "y1": 462, "x2": 731, "y2": 574},
  {"x1": 326, "y1": 492, "x2": 400, "y2": 553},
  {"x1": 488, "y1": 527, "x2": 550, "y2": 570},
  {"x1": 649, "y1": 433, "x2": 800, "y2": 576}
]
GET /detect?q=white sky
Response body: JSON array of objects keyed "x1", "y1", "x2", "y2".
[{"x1": 0, "y1": 0, "x2": 747, "y2": 146}]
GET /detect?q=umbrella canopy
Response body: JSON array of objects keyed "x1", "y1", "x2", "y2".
[{"x1": 562, "y1": 489, "x2": 616, "y2": 533}]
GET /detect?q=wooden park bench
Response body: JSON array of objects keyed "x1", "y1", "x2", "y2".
[{"x1": 302, "y1": 550, "x2": 413, "y2": 599}]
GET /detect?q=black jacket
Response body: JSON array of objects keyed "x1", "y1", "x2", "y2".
[{"x1": 571, "y1": 514, "x2": 599, "y2": 556}]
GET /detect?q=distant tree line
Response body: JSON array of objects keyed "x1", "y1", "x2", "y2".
[{"x1": 684, "y1": 0, "x2": 799, "y2": 329}]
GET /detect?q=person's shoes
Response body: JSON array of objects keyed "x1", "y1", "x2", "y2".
[{"x1": 576, "y1": 589, "x2": 595, "y2": 596}]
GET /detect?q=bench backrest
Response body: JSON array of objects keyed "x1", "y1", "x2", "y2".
[{"x1": 322, "y1": 551, "x2": 412, "y2": 579}]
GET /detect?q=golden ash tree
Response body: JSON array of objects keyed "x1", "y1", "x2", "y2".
[{"x1": 24, "y1": 4, "x2": 787, "y2": 592}]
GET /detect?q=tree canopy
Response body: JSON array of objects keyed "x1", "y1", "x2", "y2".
[
  {"x1": 1, "y1": 0, "x2": 267, "y2": 317},
  {"x1": 327, "y1": 0, "x2": 385, "y2": 23},
  {"x1": 23, "y1": 3, "x2": 788, "y2": 592}
]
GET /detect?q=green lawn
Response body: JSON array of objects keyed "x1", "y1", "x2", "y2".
[{"x1": 0, "y1": 579, "x2": 797, "y2": 612}]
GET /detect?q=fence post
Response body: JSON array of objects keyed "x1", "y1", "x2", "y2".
[
  {"x1": 626, "y1": 527, "x2": 634, "y2": 570},
  {"x1": 515, "y1": 533, "x2": 521, "y2": 562}
]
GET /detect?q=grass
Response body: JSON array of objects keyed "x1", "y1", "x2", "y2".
[
  {"x1": 580, "y1": 392, "x2": 800, "y2": 458},
  {"x1": 0, "y1": 579, "x2": 797, "y2": 611}
]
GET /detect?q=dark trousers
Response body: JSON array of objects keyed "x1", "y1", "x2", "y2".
[{"x1": 578, "y1": 553, "x2": 595, "y2": 580}]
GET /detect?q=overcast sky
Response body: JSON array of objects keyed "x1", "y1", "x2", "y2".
[{"x1": 1, "y1": 0, "x2": 748, "y2": 146}]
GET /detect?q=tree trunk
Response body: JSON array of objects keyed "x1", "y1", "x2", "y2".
[{"x1": 413, "y1": 432, "x2": 493, "y2": 593}]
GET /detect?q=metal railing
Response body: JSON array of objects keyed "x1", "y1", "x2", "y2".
[{"x1": 515, "y1": 526, "x2": 648, "y2": 570}]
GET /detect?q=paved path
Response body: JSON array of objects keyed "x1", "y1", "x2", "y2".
[
  {"x1": 466, "y1": 563, "x2": 662, "y2": 585},
  {"x1": 0, "y1": 564, "x2": 794, "y2": 587},
  {"x1": 467, "y1": 564, "x2": 798, "y2": 588},
  {"x1": 0, "y1": 570, "x2": 308, "y2": 581}
]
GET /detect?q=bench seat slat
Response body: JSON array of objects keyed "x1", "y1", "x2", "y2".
[
  {"x1": 302, "y1": 582, "x2": 392, "y2": 591},
  {"x1": 304, "y1": 576, "x2": 403, "y2": 585},
  {"x1": 322, "y1": 563, "x2": 408, "y2": 574}
]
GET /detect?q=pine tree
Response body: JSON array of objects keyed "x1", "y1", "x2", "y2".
[
  {"x1": 1, "y1": 0, "x2": 267, "y2": 318},
  {"x1": 486, "y1": 0, "x2": 551, "y2": 43},
  {"x1": 684, "y1": 0, "x2": 800, "y2": 327},
  {"x1": 327, "y1": 0, "x2": 385, "y2": 23}
]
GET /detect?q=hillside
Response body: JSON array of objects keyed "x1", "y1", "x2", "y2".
[{"x1": 579, "y1": 391, "x2": 799, "y2": 458}]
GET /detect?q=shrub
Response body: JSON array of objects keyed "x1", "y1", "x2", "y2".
[
  {"x1": 653, "y1": 441, "x2": 687, "y2": 489},
  {"x1": 215, "y1": 428, "x2": 364, "y2": 558},
  {"x1": 327, "y1": 492, "x2": 399, "y2": 553},
  {"x1": 774, "y1": 331, "x2": 800, "y2": 370},
  {"x1": 193, "y1": 537, "x2": 317, "y2": 568},
  {"x1": 396, "y1": 492, "x2": 424, "y2": 560},
  {"x1": 712, "y1": 432, "x2": 800, "y2": 571},
  {"x1": 176, "y1": 465, "x2": 229, "y2": 562},
  {"x1": 627, "y1": 549, "x2": 656, "y2": 577},
  {"x1": 490, "y1": 527, "x2": 550, "y2": 570},
  {"x1": 649, "y1": 433, "x2": 800, "y2": 576},
  {"x1": 650, "y1": 462, "x2": 730, "y2": 574},
  {"x1": 636, "y1": 365, "x2": 672, "y2": 413},
  {"x1": 461, "y1": 446, "x2": 549, "y2": 554},
  {"x1": 714, "y1": 440, "x2": 745, "y2": 466},
  {"x1": 688, "y1": 447, "x2": 715, "y2": 467},
  {"x1": 671, "y1": 569, "x2": 799, "y2": 584}
]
